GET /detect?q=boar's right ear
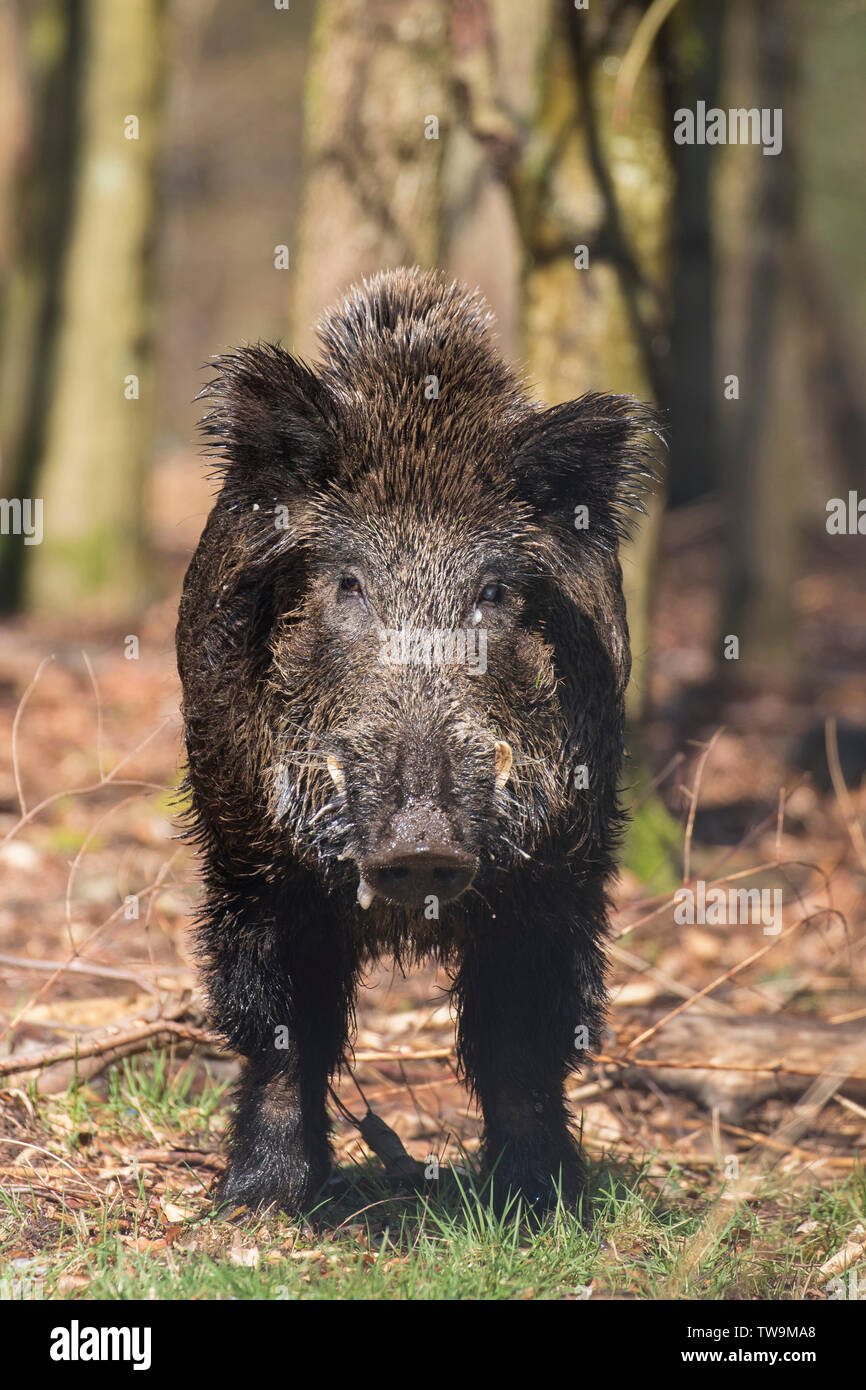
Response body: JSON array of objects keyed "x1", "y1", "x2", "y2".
[
  {"x1": 197, "y1": 344, "x2": 337, "y2": 485},
  {"x1": 512, "y1": 393, "x2": 664, "y2": 550}
]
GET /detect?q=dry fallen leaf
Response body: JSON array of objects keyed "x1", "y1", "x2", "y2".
[
  {"x1": 229, "y1": 1232, "x2": 260, "y2": 1267},
  {"x1": 819, "y1": 1224, "x2": 866, "y2": 1279},
  {"x1": 56, "y1": 1275, "x2": 91, "y2": 1294},
  {"x1": 122, "y1": 1235, "x2": 167, "y2": 1254},
  {"x1": 161, "y1": 1201, "x2": 198, "y2": 1223}
]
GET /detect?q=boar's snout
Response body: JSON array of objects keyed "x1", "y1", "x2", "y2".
[{"x1": 360, "y1": 805, "x2": 477, "y2": 908}]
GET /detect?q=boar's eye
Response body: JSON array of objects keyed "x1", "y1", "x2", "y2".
[
  {"x1": 477, "y1": 580, "x2": 506, "y2": 605},
  {"x1": 338, "y1": 574, "x2": 364, "y2": 600}
]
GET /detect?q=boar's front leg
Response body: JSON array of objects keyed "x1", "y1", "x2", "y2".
[
  {"x1": 454, "y1": 877, "x2": 607, "y2": 1218},
  {"x1": 201, "y1": 883, "x2": 356, "y2": 1217}
]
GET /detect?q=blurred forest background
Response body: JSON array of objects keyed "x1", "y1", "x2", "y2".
[
  {"x1": 0, "y1": 0, "x2": 864, "y2": 1292},
  {"x1": 0, "y1": 0, "x2": 863, "y2": 665}
]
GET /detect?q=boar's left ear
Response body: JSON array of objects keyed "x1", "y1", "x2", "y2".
[
  {"x1": 512, "y1": 393, "x2": 664, "y2": 548},
  {"x1": 197, "y1": 343, "x2": 337, "y2": 486}
]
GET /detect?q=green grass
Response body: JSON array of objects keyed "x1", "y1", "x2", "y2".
[
  {"x1": 1, "y1": 1053, "x2": 863, "y2": 1301},
  {"x1": 4, "y1": 1160, "x2": 863, "y2": 1301},
  {"x1": 102, "y1": 1048, "x2": 229, "y2": 1133},
  {"x1": 59, "y1": 1044, "x2": 231, "y2": 1142}
]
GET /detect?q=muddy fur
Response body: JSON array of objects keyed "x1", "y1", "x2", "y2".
[{"x1": 176, "y1": 266, "x2": 658, "y2": 1217}]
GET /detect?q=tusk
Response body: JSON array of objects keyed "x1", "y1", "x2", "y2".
[
  {"x1": 326, "y1": 755, "x2": 345, "y2": 791},
  {"x1": 494, "y1": 740, "x2": 513, "y2": 789},
  {"x1": 357, "y1": 878, "x2": 375, "y2": 910}
]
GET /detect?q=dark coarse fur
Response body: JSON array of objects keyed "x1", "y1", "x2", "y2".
[{"x1": 176, "y1": 266, "x2": 659, "y2": 1218}]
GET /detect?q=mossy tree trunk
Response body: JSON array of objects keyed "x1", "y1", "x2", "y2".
[
  {"x1": 0, "y1": 0, "x2": 85, "y2": 611},
  {"x1": 451, "y1": 0, "x2": 673, "y2": 729},
  {"x1": 25, "y1": 0, "x2": 163, "y2": 615}
]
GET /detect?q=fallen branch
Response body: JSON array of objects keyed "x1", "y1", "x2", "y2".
[
  {"x1": 718, "y1": 1121, "x2": 859, "y2": 1166},
  {"x1": 596, "y1": 1053, "x2": 860, "y2": 1081},
  {"x1": 351, "y1": 1047, "x2": 453, "y2": 1064},
  {"x1": 609, "y1": 1012, "x2": 866, "y2": 1122},
  {"x1": 0, "y1": 1018, "x2": 218, "y2": 1081},
  {"x1": 98, "y1": 1147, "x2": 225, "y2": 1174}
]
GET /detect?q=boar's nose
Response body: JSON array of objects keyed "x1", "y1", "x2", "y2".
[
  {"x1": 365, "y1": 842, "x2": 476, "y2": 907},
  {"x1": 362, "y1": 806, "x2": 476, "y2": 907}
]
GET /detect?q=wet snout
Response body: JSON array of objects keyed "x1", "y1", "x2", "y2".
[
  {"x1": 367, "y1": 842, "x2": 476, "y2": 906},
  {"x1": 360, "y1": 805, "x2": 477, "y2": 908}
]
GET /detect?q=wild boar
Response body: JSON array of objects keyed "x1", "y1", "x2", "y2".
[{"x1": 176, "y1": 266, "x2": 657, "y2": 1217}]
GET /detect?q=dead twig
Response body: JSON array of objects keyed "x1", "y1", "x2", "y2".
[
  {"x1": 99, "y1": 1147, "x2": 225, "y2": 1174},
  {"x1": 0, "y1": 953, "x2": 188, "y2": 993},
  {"x1": 682, "y1": 728, "x2": 725, "y2": 884},
  {"x1": 717, "y1": 1122, "x2": 858, "y2": 1166},
  {"x1": 10, "y1": 654, "x2": 55, "y2": 816},
  {"x1": 624, "y1": 917, "x2": 805, "y2": 1053},
  {"x1": 1, "y1": 713, "x2": 174, "y2": 848},
  {"x1": 609, "y1": 941, "x2": 733, "y2": 1015},
  {"x1": 81, "y1": 650, "x2": 105, "y2": 781},
  {"x1": 0, "y1": 849, "x2": 184, "y2": 1045},
  {"x1": 352, "y1": 1047, "x2": 453, "y2": 1063},
  {"x1": 0, "y1": 1137, "x2": 102, "y2": 1192},
  {"x1": 0, "y1": 1018, "x2": 217, "y2": 1079}
]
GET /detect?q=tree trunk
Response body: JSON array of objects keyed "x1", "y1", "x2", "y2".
[
  {"x1": 0, "y1": 0, "x2": 85, "y2": 611},
  {"x1": 720, "y1": 0, "x2": 801, "y2": 691},
  {"x1": 663, "y1": 0, "x2": 725, "y2": 506},
  {"x1": 515, "y1": 2, "x2": 673, "y2": 728},
  {"x1": 24, "y1": 0, "x2": 163, "y2": 615},
  {"x1": 444, "y1": 0, "x2": 674, "y2": 723},
  {"x1": 289, "y1": 0, "x2": 451, "y2": 357}
]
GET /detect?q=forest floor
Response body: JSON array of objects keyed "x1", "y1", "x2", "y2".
[{"x1": 0, "y1": 482, "x2": 864, "y2": 1301}]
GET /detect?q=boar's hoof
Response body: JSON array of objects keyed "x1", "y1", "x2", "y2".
[
  {"x1": 214, "y1": 1163, "x2": 326, "y2": 1220},
  {"x1": 487, "y1": 1143, "x2": 589, "y2": 1222}
]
